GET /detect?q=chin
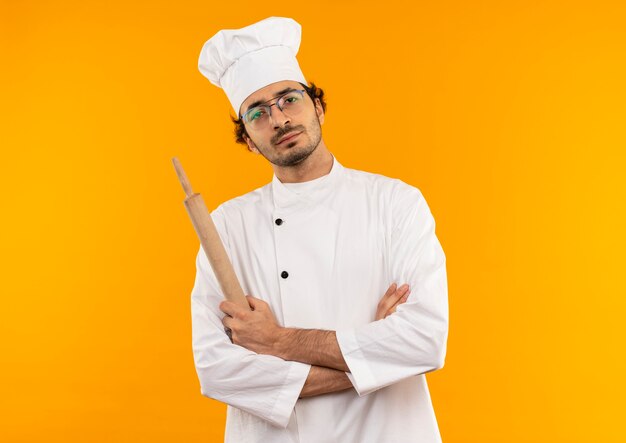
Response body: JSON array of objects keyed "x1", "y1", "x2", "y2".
[{"x1": 271, "y1": 145, "x2": 316, "y2": 167}]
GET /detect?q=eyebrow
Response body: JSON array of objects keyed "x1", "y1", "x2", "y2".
[{"x1": 243, "y1": 88, "x2": 296, "y2": 114}]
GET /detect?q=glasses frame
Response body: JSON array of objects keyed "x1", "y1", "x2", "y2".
[{"x1": 239, "y1": 89, "x2": 307, "y2": 127}]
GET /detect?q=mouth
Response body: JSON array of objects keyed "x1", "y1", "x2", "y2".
[{"x1": 276, "y1": 131, "x2": 302, "y2": 145}]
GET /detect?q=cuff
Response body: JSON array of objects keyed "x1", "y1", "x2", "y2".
[
  {"x1": 267, "y1": 361, "x2": 311, "y2": 428},
  {"x1": 336, "y1": 329, "x2": 378, "y2": 396}
]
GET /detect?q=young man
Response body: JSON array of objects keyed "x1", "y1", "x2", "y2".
[{"x1": 192, "y1": 17, "x2": 449, "y2": 442}]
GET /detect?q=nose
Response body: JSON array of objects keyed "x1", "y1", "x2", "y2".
[{"x1": 269, "y1": 103, "x2": 291, "y2": 129}]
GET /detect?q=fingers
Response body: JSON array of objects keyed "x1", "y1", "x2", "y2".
[
  {"x1": 221, "y1": 296, "x2": 265, "y2": 316},
  {"x1": 388, "y1": 284, "x2": 410, "y2": 309},
  {"x1": 219, "y1": 300, "x2": 242, "y2": 317},
  {"x1": 376, "y1": 284, "x2": 409, "y2": 319},
  {"x1": 246, "y1": 295, "x2": 265, "y2": 311},
  {"x1": 387, "y1": 288, "x2": 411, "y2": 316},
  {"x1": 379, "y1": 283, "x2": 409, "y2": 309},
  {"x1": 382, "y1": 283, "x2": 397, "y2": 300},
  {"x1": 222, "y1": 314, "x2": 234, "y2": 329},
  {"x1": 376, "y1": 283, "x2": 410, "y2": 320}
]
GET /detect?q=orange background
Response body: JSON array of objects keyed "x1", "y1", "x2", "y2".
[{"x1": 2, "y1": 1, "x2": 625, "y2": 441}]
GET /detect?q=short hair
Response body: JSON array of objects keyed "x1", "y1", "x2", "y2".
[{"x1": 231, "y1": 82, "x2": 327, "y2": 146}]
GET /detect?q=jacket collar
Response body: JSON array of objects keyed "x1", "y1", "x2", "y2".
[{"x1": 271, "y1": 155, "x2": 344, "y2": 211}]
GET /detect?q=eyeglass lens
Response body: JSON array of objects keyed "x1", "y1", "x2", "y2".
[{"x1": 243, "y1": 90, "x2": 305, "y2": 129}]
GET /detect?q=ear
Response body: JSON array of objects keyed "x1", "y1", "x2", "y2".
[
  {"x1": 314, "y1": 98, "x2": 325, "y2": 125},
  {"x1": 244, "y1": 135, "x2": 260, "y2": 154}
]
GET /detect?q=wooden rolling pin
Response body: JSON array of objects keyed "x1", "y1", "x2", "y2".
[{"x1": 172, "y1": 157, "x2": 250, "y2": 310}]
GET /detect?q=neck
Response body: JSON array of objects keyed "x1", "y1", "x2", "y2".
[{"x1": 273, "y1": 140, "x2": 334, "y2": 183}]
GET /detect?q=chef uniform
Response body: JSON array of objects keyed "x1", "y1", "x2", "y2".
[{"x1": 191, "y1": 17, "x2": 449, "y2": 443}]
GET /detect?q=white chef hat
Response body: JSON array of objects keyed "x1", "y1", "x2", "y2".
[{"x1": 198, "y1": 17, "x2": 307, "y2": 116}]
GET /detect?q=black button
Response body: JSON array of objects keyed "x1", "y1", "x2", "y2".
[
  {"x1": 275, "y1": 218, "x2": 283, "y2": 226},
  {"x1": 281, "y1": 271, "x2": 289, "y2": 279}
]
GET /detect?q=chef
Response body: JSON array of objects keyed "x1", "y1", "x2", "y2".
[{"x1": 191, "y1": 16, "x2": 449, "y2": 443}]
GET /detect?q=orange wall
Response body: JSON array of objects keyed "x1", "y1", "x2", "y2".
[{"x1": 1, "y1": 1, "x2": 625, "y2": 441}]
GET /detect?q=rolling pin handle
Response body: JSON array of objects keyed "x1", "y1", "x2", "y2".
[{"x1": 172, "y1": 157, "x2": 194, "y2": 198}]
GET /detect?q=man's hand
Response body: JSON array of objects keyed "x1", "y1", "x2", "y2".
[
  {"x1": 220, "y1": 296, "x2": 281, "y2": 355},
  {"x1": 375, "y1": 283, "x2": 410, "y2": 321}
]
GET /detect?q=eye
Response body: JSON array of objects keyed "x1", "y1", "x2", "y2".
[
  {"x1": 248, "y1": 108, "x2": 266, "y2": 121},
  {"x1": 282, "y1": 94, "x2": 301, "y2": 105}
]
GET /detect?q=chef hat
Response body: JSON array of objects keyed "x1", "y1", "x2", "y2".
[{"x1": 198, "y1": 17, "x2": 307, "y2": 116}]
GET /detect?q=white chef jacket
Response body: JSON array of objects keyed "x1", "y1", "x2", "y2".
[{"x1": 191, "y1": 156, "x2": 448, "y2": 443}]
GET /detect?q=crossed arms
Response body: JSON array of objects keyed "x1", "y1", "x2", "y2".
[{"x1": 220, "y1": 283, "x2": 411, "y2": 398}]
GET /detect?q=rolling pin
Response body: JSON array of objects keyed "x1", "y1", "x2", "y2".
[{"x1": 172, "y1": 157, "x2": 250, "y2": 310}]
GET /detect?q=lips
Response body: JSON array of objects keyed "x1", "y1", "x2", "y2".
[{"x1": 277, "y1": 131, "x2": 302, "y2": 145}]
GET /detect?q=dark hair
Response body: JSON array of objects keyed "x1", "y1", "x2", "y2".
[{"x1": 231, "y1": 82, "x2": 327, "y2": 145}]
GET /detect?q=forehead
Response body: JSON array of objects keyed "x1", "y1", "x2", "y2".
[{"x1": 240, "y1": 80, "x2": 303, "y2": 115}]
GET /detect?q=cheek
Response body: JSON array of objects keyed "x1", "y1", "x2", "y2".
[{"x1": 307, "y1": 114, "x2": 322, "y2": 135}]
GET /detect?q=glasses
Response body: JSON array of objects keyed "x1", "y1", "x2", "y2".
[{"x1": 240, "y1": 89, "x2": 307, "y2": 130}]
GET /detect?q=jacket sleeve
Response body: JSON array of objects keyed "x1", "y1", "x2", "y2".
[
  {"x1": 335, "y1": 183, "x2": 449, "y2": 396},
  {"x1": 191, "y1": 206, "x2": 311, "y2": 428}
]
